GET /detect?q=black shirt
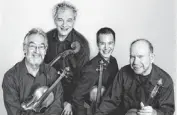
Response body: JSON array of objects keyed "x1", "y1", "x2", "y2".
[
  {"x1": 72, "y1": 53, "x2": 119, "y2": 115},
  {"x1": 44, "y1": 28, "x2": 90, "y2": 102},
  {"x1": 2, "y1": 59, "x2": 63, "y2": 115},
  {"x1": 95, "y1": 64, "x2": 175, "y2": 115}
]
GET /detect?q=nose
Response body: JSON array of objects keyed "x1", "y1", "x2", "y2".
[
  {"x1": 104, "y1": 43, "x2": 109, "y2": 49},
  {"x1": 61, "y1": 20, "x2": 67, "y2": 27},
  {"x1": 34, "y1": 46, "x2": 40, "y2": 53},
  {"x1": 133, "y1": 57, "x2": 139, "y2": 64}
]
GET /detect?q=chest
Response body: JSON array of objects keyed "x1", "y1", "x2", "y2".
[
  {"x1": 19, "y1": 74, "x2": 48, "y2": 102},
  {"x1": 123, "y1": 79, "x2": 161, "y2": 106}
]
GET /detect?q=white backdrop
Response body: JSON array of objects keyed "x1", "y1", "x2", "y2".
[{"x1": 0, "y1": 0, "x2": 176, "y2": 115}]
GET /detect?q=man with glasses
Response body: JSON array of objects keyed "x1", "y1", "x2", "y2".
[
  {"x1": 2, "y1": 28, "x2": 63, "y2": 115},
  {"x1": 44, "y1": 2, "x2": 90, "y2": 115}
]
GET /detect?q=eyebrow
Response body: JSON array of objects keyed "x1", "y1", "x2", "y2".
[{"x1": 28, "y1": 42, "x2": 45, "y2": 46}]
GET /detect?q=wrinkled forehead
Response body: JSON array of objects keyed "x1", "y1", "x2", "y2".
[
  {"x1": 56, "y1": 7, "x2": 75, "y2": 17},
  {"x1": 98, "y1": 33, "x2": 115, "y2": 42},
  {"x1": 130, "y1": 41, "x2": 150, "y2": 55},
  {"x1": 26, "y1": 34, "x2": 47, "y2": 45}
]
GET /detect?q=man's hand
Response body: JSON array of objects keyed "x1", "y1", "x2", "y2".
[
  {"x1": 62, "y1": 102, "x2": 73, "y2": 115},
  {"x1": 137, "y1": 102, "x2": 157, "y2": 115}
]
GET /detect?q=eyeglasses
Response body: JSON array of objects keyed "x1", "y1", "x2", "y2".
[{"x1": 27, "y1": 44, "x2": 46, "y2": 51}]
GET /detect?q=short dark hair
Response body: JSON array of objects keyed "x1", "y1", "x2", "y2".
[
  {"x1": 96, "y1": 27, "x2": 115, "y2": 44},
  {"x1": 130, "y1": 38, "x2": 154, "y2": 53}
]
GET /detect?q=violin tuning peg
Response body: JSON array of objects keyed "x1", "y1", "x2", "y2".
[
  {"x1": 64, "y1": 75, "x2": 68, "y2": 78},
  {"x1": 96, "y1": 68, "x2": 99, "y2": 72},
  {"x1": 157, "y1": 78, "x2": 163, "y2": 86},
  {"x1": 57, "y1": 71, "x2": 61, "y2": 75},
  {"x1": 65, "y1": 67, "x2": 70, "y2": 71}
]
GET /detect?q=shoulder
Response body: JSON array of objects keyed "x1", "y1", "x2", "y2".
[
  {"x1": 3, "y1": 62, "x2": 21, "y2": 86},
  {"x1": 110, "y1": 56, "x2": 118, "y2": 65},
  {"x1": 81, "y1": 55, "x2": 99, "y2": 73},
  {"x1": 120, "y1": 64, "x2": 133, "y2": 74},
  {"x1": 153, "y1": 64, "x2": 173, "y2": 87},
  {"x1": 47, "y1": 28, "x2": 57, "y2": 35},
  {"x1": 43, "y1": 63, "x2": 57, "y2": 75},
  {"x1": 46, "y1": 28, "x2": 57, "y2": 39},
  {"x1": 110, "y1": 56, "x2": 116, "y2": 61},
  {"x1": 41, "y1": 63, "x2": 59, "y2": 83},
  {"x1": 72, "y1": 29, "x2": 89, "y2": 45},
  {"x1": 117, "y1": 65, "x2": 134, "y2": 81}
]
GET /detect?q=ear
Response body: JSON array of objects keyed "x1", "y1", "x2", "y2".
[
  {"x1": 23, "y1": 43, "x2": 27, "y2": 55},
  {"x1": 150, "y1": 53, "x2": 155, "y2": 63}
]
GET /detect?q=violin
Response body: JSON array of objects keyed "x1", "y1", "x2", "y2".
[
  {"x1": 21, "y1": 67, "x2": 70, "y2": 112},
  {"x1": 90, "y1": 60, "x2": 106, "y2": 114},
  {"x1": 21, "y1": 41, "x2": 81, "y2": 113},
  {"x1": 125, "y1": 78, "x2": 163, "y2": 115}
]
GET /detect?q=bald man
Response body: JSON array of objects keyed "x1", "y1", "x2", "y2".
[{"x1": 94, "y1": 39, "x2": 175, "y2": 115}]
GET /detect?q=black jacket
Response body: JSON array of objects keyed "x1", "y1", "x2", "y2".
[
  {"x1": 72, "y1": 53, "x2": 119, "y2": 115},
  {"x1": 44, "y1": 28, "x2": 90, "y2": 102},
  {"x1": 95, "y1": 64, "x2": 175, "y2": 115}
]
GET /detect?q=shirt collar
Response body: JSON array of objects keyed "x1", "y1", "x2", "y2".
[
  {"x1": 52, "y1": 28, "x2": 73, "y2": 42},
  {"x1": 133, "y1": 64, "x2": 162, "y2": 86},
  {"x1": 96, "y1": 53, "x2": 113, "y2": 67},
  {"x1": 97, "y1": 53, "x2": 111, "y2": 64},
  {"x1": 20, "y1": 58, "x2": 46, "y2": 77},
  {"x1": 148, "y1": 64, "x2": 162, "y2": 86}
]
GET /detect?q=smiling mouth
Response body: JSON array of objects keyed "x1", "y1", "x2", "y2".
[
  {"x1": 133, "y1": 66, "x2": 142, "y2": 70},
  {"x1": 61, "y1": 28, "x2": 69, "y2": 31},
  {"x1": 32, "y1": 54, "x2": 41, "y2": 58},
  {"x1": 103, "y1": 50, "x2": 111, "y2": 54}
]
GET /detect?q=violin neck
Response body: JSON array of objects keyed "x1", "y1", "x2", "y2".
[{"x1": 35, "y1": 72, "x2": 65, "y2": 107}]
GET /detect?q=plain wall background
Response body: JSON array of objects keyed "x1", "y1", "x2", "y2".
[{"x1": 0, "y1": 0, "x2": 176, "y2": 115}]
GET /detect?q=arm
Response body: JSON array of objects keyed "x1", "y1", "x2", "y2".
[
  {"x1": 137, "y1": 81, "x2": 175, "y2": 115},
  {"x1": 72, "y1": 68, "x2": 97, "y2": 115},
  {"x1": 76, "y1": 40, "x2": 90, "y2": 69},
  {"x1": 156, "y1": 83, "x2": 175, "y2": 115},
  {"x1": 95, "y1": 71, "x2": 123, "y2": 115},
  {"x1": 2, "y1": 72, "x2": 22, "y2": 115},
  {"x1": 2, "y1": 72, "x2": 44, "y2": 115}
]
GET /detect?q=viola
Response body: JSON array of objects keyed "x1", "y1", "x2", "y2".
[
  {"x1": 21, "y1": 67, "x2": 70, "y2": 112},
  {"x1": 125, "y1": 78, "x2": 163, "y2": 115}
]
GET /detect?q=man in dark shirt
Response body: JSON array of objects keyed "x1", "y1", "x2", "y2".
[
  {"x1": 44, "y1": 2, "x2": 90, "y2": 115},
  {"x1": 2, "y1": 28, "x2": 63, "y2": 115},
  {"x1": 94, "y1": 39, "x2": 175, "y2": 115},
  {"x1": 72, "y1": 27, "x2": 119, "y2": 115}
]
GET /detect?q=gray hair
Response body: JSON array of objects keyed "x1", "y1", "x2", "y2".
[
  {"x1": 23, "y1": 28, "x2": 48, "y2": 46},
  {"x1": 53, "y1": 1, "x2": 77, "y2": 20}
]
